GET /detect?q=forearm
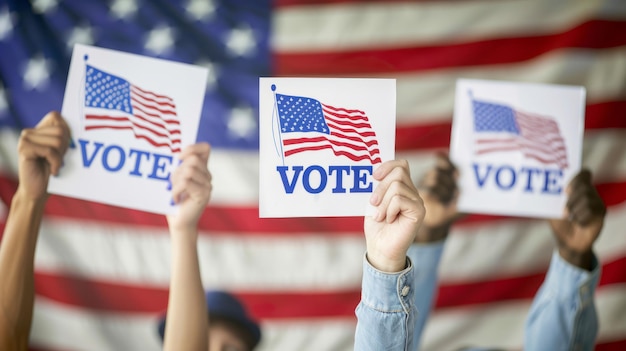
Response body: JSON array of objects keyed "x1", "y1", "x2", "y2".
[
  {"x1": 163, "y1": 231, "x2": 208, "y2": 351},
  {"x1": 524, "y1": 251, "x2": 600, "y2": 351},
  {"x1": 0, "y1": 190, "x2": 46, "y2": 350},
  {"x1": 354, "y1": 254, "x2": 417, "y2": 351}
]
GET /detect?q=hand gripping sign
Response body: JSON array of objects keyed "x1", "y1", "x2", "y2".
[
  {"x1": 450, "y1": 79, "x2": 586, "y2": 219},
  {"x1": 259, "y1": 78, "x2": 396, "y2": 218},
  {"x1": 48, "y1": 44, "x2": 208, "y2": 215}
]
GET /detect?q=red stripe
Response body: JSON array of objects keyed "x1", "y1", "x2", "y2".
[
  {"x1": 273, "y1": 20, "x2": 626, "y2": 75},
  {"x1": 32, "y1": 256, "x2": 626, "y2": 317},
  {"x1": 284, "y1": 142, "x2": 382, "y2": 163},
  {"x1": 596, "y1": 339, "x2": 626, "y2": 351},
  {"x1": 0, "y1": 176, "x2": 625, "y2": 235},
  {"x1": 131, "y1": 85, "x2": 175, "y2": 106},
  {"x1": 83, "y1": 125, "x2": 181, "y2": 153},
  {"x1": 85, "y1": 114, "x2": 181, "y2": 140},
  {"x1": 396, "y1": 101, "x2": 626, "y2": 151}
]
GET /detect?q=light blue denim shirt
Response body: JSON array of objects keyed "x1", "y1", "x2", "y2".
[
  {"x1": 355, "y1": 244, "x2": 601, "y2": 351},
  {"x1": 354, "y1": 254, "x2": 418, "y2": 351}
]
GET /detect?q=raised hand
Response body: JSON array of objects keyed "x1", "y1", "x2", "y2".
[
  {"x1": 364, "y1": 160, "x2": 426, "y2": 272},
  {"x1": 548, "y1": 169, "x2": 606, "y2": 270},
  {"x1": 415, "y1": 153, "x2": 461, "y2": 243},
  {"x1": 16, "y1": 111, "x2": 71, "y2": 201},
  {"x1": 166, "y1": 142, "x2": 213, "y2": 235}
]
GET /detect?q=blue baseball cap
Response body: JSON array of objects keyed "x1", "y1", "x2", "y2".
[{"x1": 157, "y1": 290, "x2": 261, "y2": 348}]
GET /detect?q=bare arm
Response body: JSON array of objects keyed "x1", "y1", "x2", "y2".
[
  {"x1": 163, "y1": 143, "x2": 212, "y2": 351},
  {"x1": 0, "y1": 112, "x2": 69, "y2": 350}
]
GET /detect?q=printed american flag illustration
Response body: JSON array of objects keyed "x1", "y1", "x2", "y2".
[
  {"x1": 275, "y1": 93, "x2": 381, "y2": 164},
  {"x1": 472, "y1": 99, "x2": 569, "y2": 169},
  {"x1": 84, "y1": 64, "x2": 182, "y2": 153},
  {"x1": 0, "y1": 0, "x2": 624, "y2": 350}
]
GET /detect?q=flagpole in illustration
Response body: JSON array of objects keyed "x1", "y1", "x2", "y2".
[{"x1": 271, "y1": 84, "x2": 286, "y2": 166}]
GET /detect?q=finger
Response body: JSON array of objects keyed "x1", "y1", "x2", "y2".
[
  {"x1": 384, "y1": 191, "x2": 425, "y2": 224},
  {"x1": 419, "y1": 168, "x2": 457, "y2": 204},
  {"x1": 19, "y1": 134, "x2": 65, "y2": 175},
  {"x1": 170, "y1": 159, "x2": 212, "y2": 193},
  {"x1": 434, "y1": 152, "x2": 457, "y2": 173},
  {"x1": 371, "y1": 161, "x2": 414, "y2": 206},
  {"x1": 170, "y1": 165, "x2": 212, "y2": 204},
  {"x1": 376, "y1": 179, "x2": 420, "y2": 222},
  {"x1": 566, "y1": 168, "x2": 592, "y2": 194},
  {"x1": 178, "y1": 142, "x2": 211, "y2": 162},
  {"x1": 37, "y1": 111, "x2": 66, "y2": 128},
  {"x1": 372, "y1": 159, "x2": 410, "y2": 181}
]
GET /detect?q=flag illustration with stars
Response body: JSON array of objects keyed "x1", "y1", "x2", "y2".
[
  {"x1": 472, "y1": 98, "x2": 569, "y2": 169},
  {"x1": 84, "y1": 64, "x2": 182, "y2": 153},
  {"x1": 0, "y1": 1, "x2": 625, "y2": 351},
  {"x1": 275, "y1": 92, "x2": 381, "y2": 164}
]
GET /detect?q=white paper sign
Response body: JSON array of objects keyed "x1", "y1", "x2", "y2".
[
  {"x1": 259, "y1": 78, "x2": 396, "y2": 218},
  {"x1": 450, "y1": 79, "x2": 585, "y2": 219},
  {"x1": 48, "y1": 44, "x2": 208, "y2": 214}
]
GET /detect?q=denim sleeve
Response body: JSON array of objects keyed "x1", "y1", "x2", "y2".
[
  {"x1": 406, "y1": 242, "x2": 445, "y2": 351},
  {"x1": 524, "y1": 251, "x2": 601, "y2": 351},
  {"x1": 354, "y1": 254, "x2": 417, "y2": 351}
]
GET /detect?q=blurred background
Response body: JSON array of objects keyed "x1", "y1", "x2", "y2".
[{"x1": 0, "y1": 0, "x2": 625, "y2": 350}]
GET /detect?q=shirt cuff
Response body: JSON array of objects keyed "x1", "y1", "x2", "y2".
[
  {"x1": 544, "y1": 250, "x2": 601, "y2": 305},
  {"x1": 361, "y1": 253, "x2": 414, "y2": 313}
]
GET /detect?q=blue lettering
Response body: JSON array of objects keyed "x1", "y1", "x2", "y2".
[
  {"x1": 148, "y1": 153, "x2": 173, "y2": 181},
  {"x1": 350, "y1": 165, "x2": 373, "y2": 193},
  {"x1": 472, "y1": 162, "x2": 563, "y2": 195},
  {"x1": 77, "y1": 139, "x2": 171, "y2": 182},
  {"x1": 128, "y1": 149, "x2": 150, "y2": 177},
  {"x1": 79, "y1": 139, "x2": 104, "y2": 168},
  {"x1": 542, "y1": 169, "x2": 563, "y2": 194},
  {"x1": 277, "y1": 166, "x2": 303, "y2": 194},
  {"x1": 495, "y1": 165, "x2": 516, "y2": 190},
  {"x1": 328, "y1": 166, "x2": 350, "y2": 193},
  {"x1": 303, "y1": 165, "x2": 327, "y2": 194},
  {"x1": 101, "y1": 145, "x2": 125, "y2": 172},
  {"x1": 472, "y1": 163, "x2": 492, "y2": 188},
  {"x1": 519, "y1": 167, "x2": 542, "y2": 192}
]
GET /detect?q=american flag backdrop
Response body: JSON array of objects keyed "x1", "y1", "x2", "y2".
[
  {"x1": 275, "y1": 93, "x2": 381, "y2": 164},
  {"x1": 84, "y1": 64, "x2": 182, "y2": 153},
  {"x1": 472, "y1": 99, "x2": 569, "y2": 169},
  {"x1": 0, "y1": 0, "x2": 625, "y2": 350}
]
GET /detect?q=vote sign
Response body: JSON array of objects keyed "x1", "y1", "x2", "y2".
[
  {"x1": 48, "y1": 44, "x2": 208, "y2": 215},
  {"x1": 259, "y1": 78, "x2": 396, "y2": 218},
  {"x1": 450, "y1": 79, "x2": 586, "y2": 219}
]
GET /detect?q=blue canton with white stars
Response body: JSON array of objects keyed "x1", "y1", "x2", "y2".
[
  {"x1": 276, "y1": 94, "x2": 329, "y2": 134},
  {"x1": 473, "y1": 100, "x2": 520, "y2": 134},
  {"x1": 0, "y1": 0, "x2": 270, "y2": 150},
  {"x1": 85, "y1": 65, "x2": 133, "y2": 113}
]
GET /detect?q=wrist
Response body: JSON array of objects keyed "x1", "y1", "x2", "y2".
[
  {"x1": 558, "y1": 246, "x2": 594, "y2": 271},
  {"x1": 13, "y1": 187, "x2": 48, "y2": 211},
  {"x1": 415, "y1": 223, "x2": 450, "y2": 244},
  {"x1": 365, "y1": 251, "x2": 408, "y2": 273}
]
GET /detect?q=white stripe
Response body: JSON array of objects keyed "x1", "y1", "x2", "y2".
[
  {"x1": 29, "y1": 284, "x2": 626, "y2": 351},
  {"x1": 273, "y1": 0, "x2": 626, "y2": 51},
  {"x1": 31, "y1": 297, "x2": 162, "y2": 351},
  {"x1": 394, "y1": 46, "x2": 626, "y2": 122},
  {"x1": 32, "y1": 202, "x2": 626, "y2": 290},
  {"x1": 34, "y1": 221, "x2": 366, "y2": 289}
]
